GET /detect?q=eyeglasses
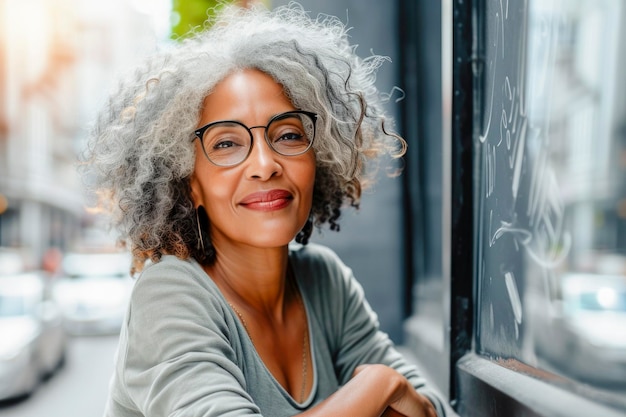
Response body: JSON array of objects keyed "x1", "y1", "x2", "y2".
[{"x1": 193, "y1": 110, "x2": 317, "y2": 167}]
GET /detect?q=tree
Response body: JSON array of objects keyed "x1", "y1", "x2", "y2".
[{"x1": 171, "y1": 0, "x2": 267, "y2": 40}]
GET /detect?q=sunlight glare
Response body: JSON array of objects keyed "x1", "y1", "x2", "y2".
[{"x1": 130, "y1": 0, "x2": 172, "y2": 39}]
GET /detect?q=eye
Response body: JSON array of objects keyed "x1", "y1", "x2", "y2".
[
  {"x1": 203, "y1": 123, "x2": 249, "y2": 151},
  {"x1": 275, "y1": 131, "x2": 305, "y2": 142},
  {"x1": 212, "y1": 139, "x2": 240, "y2": 149},
  {"x1": 269, "y1": 122, "x2": 308, "y2": 143}
]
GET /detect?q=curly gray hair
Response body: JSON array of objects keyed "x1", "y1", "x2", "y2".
[{"x1": 82, "y1": 2, "x2": 405, "y2": 272}]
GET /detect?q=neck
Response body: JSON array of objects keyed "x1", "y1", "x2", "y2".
[{"x1": 204, "y1": 244, "x2": 292, "y2": 318}]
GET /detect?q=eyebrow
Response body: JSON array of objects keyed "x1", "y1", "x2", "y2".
[{"x1": 202, "y1": 109, "x2": 299, "y2": 127}]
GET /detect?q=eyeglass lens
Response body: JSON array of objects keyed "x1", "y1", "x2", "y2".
[{"x1": 199, "y1": 112, "x2": 315, "y2": 166}]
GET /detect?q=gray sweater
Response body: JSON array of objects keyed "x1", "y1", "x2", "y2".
[{"x1": 103, "y1": 243, "x2": 446, "y2": 416}]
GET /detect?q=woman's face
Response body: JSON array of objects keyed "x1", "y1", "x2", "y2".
[{"x1": 190, "y1": 69, "x2": 316, "y2": 251}]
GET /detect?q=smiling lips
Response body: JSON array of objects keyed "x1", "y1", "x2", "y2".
[{"x1": 239, "y1": 189, "x2": 294, "y2": 211}]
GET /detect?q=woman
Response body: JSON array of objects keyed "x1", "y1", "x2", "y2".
[{"x1": 85, "y1": 3, "x2": 446, "y2": 417}]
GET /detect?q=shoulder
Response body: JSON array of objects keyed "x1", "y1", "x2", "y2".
[
  {"x1": 130, "y1": 255, "x2": 226, "y2": 321},
  {"x1": 289, "y1": 242, "x2": 346, "y2": 272},
  {"x1": 290, "y1": 244, "x2": 374, "y2": 356},
  {"x1": 140, "y1": 255, "x2": 203, "y2": 280},
  {"x1": 289, "y1": 242, "x2": 358, "y2": 303},
  {"x1": 136, "y1": 255, "x2": 211, "y2": 292}
]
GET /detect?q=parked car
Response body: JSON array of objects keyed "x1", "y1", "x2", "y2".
[
  {"x1": 0, "y1": 273, "x2": 67, "y2": 400},
  {"x1": 0, "y1": 247, "x2": 30, "y2": 275},
  {"x1": 52, "y1": 251, "x2": 134, "y2": 335},
  {"x1": 533, "y1": 272, "x2": 626, "y2": 386}
]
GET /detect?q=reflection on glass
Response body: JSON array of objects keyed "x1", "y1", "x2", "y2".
[
  {"x1": 534, "y1": 273, "x2": 626, "y2": 386},
  {"x1": 475, "y1": 0, "x2": 626, "y2": 408},
  {"x1": 524, "y1": 0, "x2": 626, "y2": 397}
]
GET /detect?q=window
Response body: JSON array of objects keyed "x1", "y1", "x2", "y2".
[
  {"x1": 473, "y1": 0, "x2": 626, "y2": 411},
  {"x1": 402, "y1": 0, "x2": 626, "y2": 415}
]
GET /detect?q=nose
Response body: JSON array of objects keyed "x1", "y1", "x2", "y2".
[{"x1": 244, "y1": 128, "x2": 282, "y2": 180}]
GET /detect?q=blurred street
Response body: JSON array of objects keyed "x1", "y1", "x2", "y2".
[{"x1": 0, "y1": 335, "x2": 118, "y2": 417}]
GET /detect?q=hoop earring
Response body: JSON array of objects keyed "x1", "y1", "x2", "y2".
[
  {"x1": 194, "y1": 205, "x2": 215, "y2": 263},
  {"x1": 195, "y1": 206, "x2": 205, "y2": 254}
]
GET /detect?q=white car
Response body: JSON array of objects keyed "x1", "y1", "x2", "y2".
[
  {"x1": 0, "y1": 247, "x2": 29, "y2": 275},
  {"x1": 0, "y1": 273, "x2": 67, "y2": 400},
  {"x1": 53, "y1": 252, "x2": 134, "y2": 335}
]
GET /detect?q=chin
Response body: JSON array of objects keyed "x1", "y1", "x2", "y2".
[
  {"x1": 252, "y1": 235, "x2": 298, "y2": 248},
  {"x1": 243, "y1": 228, "x2": 300, "y2": 248}
]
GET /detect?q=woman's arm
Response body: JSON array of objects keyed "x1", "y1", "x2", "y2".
[
  {"x1": 295, "y1": 244, "x2": 447, "y2": 416},
  {"x1": 298, "y1": 364, "x2": 437, "y2": 417}
]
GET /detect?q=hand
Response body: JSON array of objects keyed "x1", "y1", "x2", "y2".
[
  {"x1": 353, "y1": 365, "x2": 437, "y2": 417},
  {"x1": 298, "y1": 364, "x2": 436, "y2": 417},
  {"x1": 388, "y1": 389, "x2": 437, "y2": 417}
]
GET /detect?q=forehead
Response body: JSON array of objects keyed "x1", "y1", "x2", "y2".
[{"x1": 198, "y1": 69, "x2": 295, "y2": 126}]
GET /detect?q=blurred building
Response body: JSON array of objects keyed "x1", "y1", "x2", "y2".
[{"x1": 0, "y1": 0, "x2": 169, "y2": 266}]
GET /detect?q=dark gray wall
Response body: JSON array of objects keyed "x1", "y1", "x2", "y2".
[{"x1": 271, "y1": 0, "x2": 405, "y2": 342}]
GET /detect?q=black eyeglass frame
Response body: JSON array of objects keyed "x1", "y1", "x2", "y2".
[{"x1": 193, "y1": 110, "x2": 318, "y2": 167}]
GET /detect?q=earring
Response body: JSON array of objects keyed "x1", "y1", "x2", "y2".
[
  {"x1": 195, "y1": 205, "x2": 215, "y2": 262},
  {"x1": 195, "y1": 206, "x2": 206, "y2": 254}
]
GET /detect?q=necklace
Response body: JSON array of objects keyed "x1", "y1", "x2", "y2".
[{"x1": 228, "y1": 283, "x2": 309, "y2": 403}]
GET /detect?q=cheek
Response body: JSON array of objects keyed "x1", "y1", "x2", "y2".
[
  {"x1": 202, "y1": 171, "x2": 238, "y2": 209},
  {"x1": 191, "y1": 162, "x2": 237, "y2": 211},
  {"x1": 297, "y1": 158, "x2": 316, "y2": 207}
]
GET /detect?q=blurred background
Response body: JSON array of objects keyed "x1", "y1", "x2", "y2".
[
  {"x1": 0, "y1": 1, "x2": 250, "y2": 415},
  {"x1": 0, "y1": 0, "x2": 408, "y2": 415},
  {"x1": 1, "y1": 0, "x2": 626, "y2": 416}
]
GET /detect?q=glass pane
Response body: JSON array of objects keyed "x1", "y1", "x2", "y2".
[{"x1": 475, "y1": 0, "x2": 626, "y2": 407}]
